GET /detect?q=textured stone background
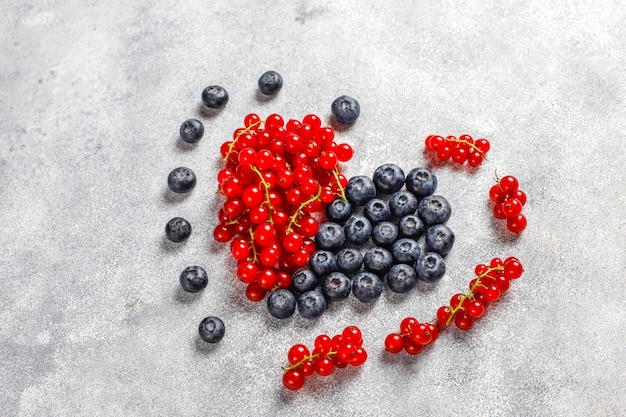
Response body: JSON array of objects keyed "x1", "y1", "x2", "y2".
[{"x1": 1, "y1": 1, "x2": 625, "y2": 416}]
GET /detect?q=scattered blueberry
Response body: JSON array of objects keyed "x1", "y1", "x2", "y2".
[
  {"x1": 344, "y1": 215, "x2": 373, "y2": 245},
  {"x1": 309, "y1": 250, "x2": 338, "y2": 278},
  {"x1": 363, "y1": 246, "x2": 393, "y2": 276},
  {"x1": 389, "y1": 189, "x2": 419, "y2": 218},
  {"x1": 336, "y1": 247, "x2": 364, "y2": 275},
  {"x1": 165, "y1": 217, "x2": 191, "y2": 242},
  {"x1": 331, "y1": 95, "x2": 360, "y2": 124},
  {"x1": 179, "y1": 266, "x2": 208, "y2": 293},
  {"x1": 415, "y1": 252, "x2": 446, "y2": 283},
  {"x1": 363, "y1": 198, "x2": 391, "y2": 224},
  {"x1": 325, "y1": 198, "x2": 353, "y2": 224},
  {"x1": 391, "y1": 238, "x2": 421, "y2": 264},
  {"x1": 321, "y1": 271, "x2": 352, "y2": 302},
  {"x1": 373, "y1": 164, "x2": 405, "y2": 194},
  {"x1": 425, "y1": 224, "x2": 455, "y2": 256},
  {"x1": 291, "y1": 269, "x2": 318, "y2": 295},
  {"x1": 198, "y1": 316, "x2": 225, "y2": 343},
  {"x1": 398, "y1": 214, "x2": 425, "y2": 239},
  {"x1": 297, "y1": 290, "x2": 326, "y2": 319},
  {"x1": 345, "y1": 175, "x2": 376, "y2": 206},
  {"x1": 386, "y1": 263, "x2": 417, "y2": 293},
  {"x1": 371, "y1": 221, "x2": 399, "y2": 248},
  {"x1": 179, "y1": 119, "x2": 204, "y2": 143},
  {"x1": 168, "y1": 167, "x2": 197, "y2": 193},
  {"x1": 201, "y1": 85, "x2": 229, "y2": 109},
  {"x1": 417, "y1": 195, "x2": 452, "y2": 226},
  {"x1": 315, "y1": 222, "x2": 345, "y2": 251},
  {"x1": 352, "y1": 272, "x2": 383, "y2": 303},
  {"x1": 258, "y1": 70, "x2": 283, "y2": 96},
  {"x1": 267, "y1": 289, "x2": 296, "y2": 319},
  {"x1": 405, "y1": 167, "x2": 438, "y2": 198}
]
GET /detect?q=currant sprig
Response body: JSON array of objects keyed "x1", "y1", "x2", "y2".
[
  {"x1": 489, "y1": 174, "x2": 528, "y2": 233},
  {"x1": 424, "y1": 134, "x2": 491, "y2": 167}
]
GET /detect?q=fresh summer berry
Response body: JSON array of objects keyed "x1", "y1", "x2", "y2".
[
  {"x1": 363, "y1": 198, "x2": 392, "y2": 224},
  {"x1": 331, "y1": 95, "x2": 360, "y2": 124},
  {"x1": 507, "y1": 213, "x2": 527, "y2": 233},
  {"x1": 283, "y1": 369, "x2": 305, "y2": 390},
  {"x1": 363, "y1": 246, "x2": 393, "y2": 276},
  {"x1": 336, "y1": 247, "x2": 364, "y2": 275},
  {"x1": 258, "y1": 70, "x2": 283, "y2": 95},
  {"x1": 267, "y1": 289, "x2": 297, "y2": 319},
  {"x1": 165, "y1": 217, "x2": 192, "y2": 242},
  {"x1": 179, "y1": 266, "x2": 208, "y2": 293},
  {"x1": 198, "y1": 316, "x2": 225, "y2": 343},
  {"x1": 352, "y1": 272, "x2": 383, "y2": 303},
  {"x1": 290, "y1": 269, "x2": 318, "y2": 295},
  {"x1": 343, "y1": 215, "x2": 373, "y2": 245},
  {"x1": 424, "y1": 224, "x2": 455, "y2": 256},
  {"x1": 373, "y1": 163, "x2": 405, "y2": 194},
  {"x1": 297, "y1": 290, "x2": 326, "y2": 319},
  {"x1": 398, "y1": 214, "x2": 425, "y2": 239},
  {"x1": 179, "y1": 119, "x2": 204, "y2": 143},
  {"x1": 499, "y1": 175, "x2": 519, "y2": 194},
  {"x1": 389, "y1": 189, "x2": 418, "y2": 218},
  {"x1": 414, "y1": 252, "x2": 446, "y2": 283},
  {"x1": 325, "y1": 198, "x2": 353, "y2": 224},
  {"x1": 386, "y1": 263, "x2": 417, "y2": 293},
  {"x1": 384, "y1": 333, "x2": 405, "y2": 353},
  {"x1": 345, "y1": 175, "x2": 376, "y2": 206},
  {"x1": 502, "y1": 198, "x2": 523, "y2": 218},
  {"x1": 391, "y1": 238, "x2": 421, "y2": 264},
  {"x1": 404, "y1": 167, "x2": 437, "y2": 198},
  {"x1": 308, "y1": 250, "x2": 337, "y2": 278},
  {"x1": 201, "y1": 85, "x2": 229, "y2": 109},
  {"x1": 315, "y1": 222, "x2": 346, "y2": 251},
  {"x1": 417, "y1": 195, "x2": 452, "y2": 226},
  {"x1": 321, "y1": 271, "x2": 352, "y2": 301},
  {"x1": 371, "y1": 221, "x2": 399, "y2": 248}
]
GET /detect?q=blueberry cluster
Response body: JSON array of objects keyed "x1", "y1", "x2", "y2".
[{"x1": 270, "y1": 165, "x2": 454, "y2": 320}]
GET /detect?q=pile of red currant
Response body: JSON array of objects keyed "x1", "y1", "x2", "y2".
[
  {"x1": 384, "y1": 318, "x2": 439, "y2": 355},
  {"x1": 424, "y1": 134, "x2": 491, "y2": 167},
  {"x1": 282, "y1": 325, "x2": 367, "y2": 391},
  {"x1": 489, "y1": 175, "x2": 528, "y2": 233}
]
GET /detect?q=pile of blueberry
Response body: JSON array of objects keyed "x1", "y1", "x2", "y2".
[{"x1": 268, "y1": 164, "x2": 455, "y2": 319}]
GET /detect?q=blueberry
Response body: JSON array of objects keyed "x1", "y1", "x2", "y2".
[
  {"x1": 386, "y1": 263, "x2": 417, "y2": 293},
  {"x1": 371, "y1": 221, "x2": 398, "y2": 248},
  {"x1": 198, "y1": 316, "x2": 225, "y2": 343},
  {"x1": 179, "y1": 119, "x2": 204, "y2": 143},
  {"x1": 363, "y1": 198, "x2": 391, "y2": 224},
  {"x1": 201, "y1": 85, "x2": 229, "y2": 109},
  {"x1": 315, "y1": 222, "x2": 345, "y2": 251},
  {"x1": 325, "y1": 198, "x2": 352, "y2": 224},
  {"x1": 405, "y1": 167, "x2": 438, "y2": 198},
  {"x1": 417, "y1": 195, "x2": 452, "y2": 226},
  {"x1": 373, "y1": 164, "x2": 405, "y2": 194},
  {"x1": 267, "y1": 289, "x2": 296, "y2": 319},
  {"x1": 391, "y1": 238, "x2": 421, "y2": 264},
  {"x1": 168, "y1": 167, "x2": 197, "y2": 193},
  {"x1": 344, "y1": 215, "x2": 373, "y2": 245},
  {"x1": 258, "y1": 70, "x2": 283, "y2": 96},
  {"x1": 345, "y1": 175, "x2": 376, "y2": 206},
  {"x1": 398, "y1": 214, "x2": 425, "y2": 239},
  {"x1": 321, "y1": 271, "x2": 352, "y2": 302},
  {"x1": 179, "y1": 266, "x2": 208, "y2": 293},
  {"x1": 331, "y1": 95, "x2": 360, "y2": 124},
  {"x1": 297, "y1": 290, "x2": 326, "y2": 319},
  {"x1": 415, "y1": 252, "x2": 446, "y2": 283},
  {"x1": 309, "y1": 250, "x2": 337, "y2": 278},
  {"x1": 352, "y1": 272, "x2": 383, "y2": 303},
  {"x1": 363, "y1": 246, "x2": 393, "y2": 276},
  {"x1": 336, "y1": 247, "x2": 363, "y2": 275},
  {"x1": 389, "y1": 189, "x2": 419, "y2": 218},
  {"x1": 165, "y1": 217, "x2": 191, "y2": 242},
  {"x1": 425, "y1": 224, "x2": 455, "y2": 256},
  {"x1": 291, "y1": 269, "x2": 318, "y2": 295}
]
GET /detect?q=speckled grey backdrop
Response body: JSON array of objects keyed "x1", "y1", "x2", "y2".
[{"x1": 1, "y1": 1, "x2": 625, "y2": 416}]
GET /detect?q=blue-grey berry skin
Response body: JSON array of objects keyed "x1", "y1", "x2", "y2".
[
  {"x1": 415, "y1": 252, "x2": 446, "y2": 283},
  {"x1": 398, "y1": 214, "x2": 425, "y2": 239},
  {"x1": 352, "y1": 272, "x2": 383, "y2": 303},
  {"x1": 201, "y1": 85, "x2": 229, "y2": 109},
  {"x1": 315, "y1": 222, "x2": 345, "y2": 251},
  {"x1": 364, "y1": 198, "x2": 391, "y2": 224},
  {"x1": 336, "y1": 247, "x2": 363, "y2": 275},
  {"x1": 325, "y1": 198, "x2": 352, "y2": 224},
  {"x1": 389, "y1": 189, "x2": 419, "y2": 218},
  {"x1": 309, "y1": 250, "x2": 338, "y2": 278},
  {"x1": 267, "y1": 289, "x2": 296, "y2": 319},
  {"x1": 258, "y1": 70, "x2": 283, "y2": 95},
  {"x1": 344, "y1": 215, "x2": 373, "y2": 245},
  {"x1": 291, "y1": 269, "x2": 318, "y2": 295},
  {"x1": 331, "y1": 95, "x2": 360, "y2": 124},
  {"x1": 373, "y1": 164, "x2": 405, "y2": 194},
  {"x1": 371, "y1": 221, "x2": 399, "y2": 248},
  {"x1": 179, "y1": 119, "x2": 204, "y2": 143},
  {"x1": 165, "y1": 217, "x2": 192, "y2": 242},
  {"x1": 345, "y1": 175, "x2": 376, "y2": 206},
  {"x1": 168, "y1": 167, "x2": 197, "y2": 193},
  {"x1": 179, "y1": 266, "x2": 208, "y2": 293},
  {"x1": 417, "y1": 195, "x2": 452, "y2": 226},
  {"x1": 321, "y1": 272, "x2": 352, "y2": 302},
  {"x1": 386, "y1": 263, "x2": 417, "y2": 293},
  {"x1": 405, "y1": 167, "x2": 438, "y2": 198},
  {"x1": 425, "y1": 224, "x2": 455, "y2": 256},
  {"x1": 198, "y1": 316, "x2": 225, "y2": 343},
  {"x1": 363, "y1": 246, "x2": 393, "y2": 277},
  {"x1": 392, "y1": 238, "x2": 421, "y2": 264},
  {"x1": 297, "y1": 290, "x2": 326, "y2": 319}
]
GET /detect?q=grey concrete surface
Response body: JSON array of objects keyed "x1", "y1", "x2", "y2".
[{"x1": 1, "y1": 1, "x2": 625, "y2": 416}]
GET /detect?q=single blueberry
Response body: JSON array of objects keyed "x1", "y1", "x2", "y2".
[
  {"x1": 391, "y1": 238, "x2": 421, "y2": 264},
  {"x1": 424, "y1": 224, "x2": 455, "y2": 256},
  {"x1": 168, "y1": 167, "x2": 197, "y2": 193},
  {"x1": 363, "y1": 198, "x2": 391, "y2": 224},
  {"x1": 371, "y1": 221, "x2": 399, "y2": 248},
  {"x1": 373, "y1": 164, "x2": 405, "y2": 194},
  {"x1": 291, "y1": 269, "x2": 318, "y2": 295},
  {"x1": 386, "y1": 263, "x2": 417, "y2": 293},
  {"x1": 179, "y1": 266, "x2": 208, "y2": 293},
  {"x1": 336, "y1": 247, "x2": 363, "y2": 275},
  {"x1": 267, "y1": 289, "x2": 296, "y2": 319},
  {"x1": 201, "y1": 85, "x2": 229, "y2": 109},
  {"x1": 345, "y1": 175, "x2": 376, "y2": 206},
  {"x1": 331, "y1": 95, "x2": 360, "y2": 124},
  {"x1": 179, "y1": 119, "x2": 204, "y2": 143},
  {"x1": 405, "y1": 167, "x2": 438, "y2": 198},
  {"x1": 344, "y1": 215, "x2": 373, "y2": 245},
  {"x1": 417, "y1": 195, "x2": 452, "y2": 226},
  {"x1": 309, "y1": 250, "x2": 338, "y2": 278},
  {"x1": 165, "y1": 217, "x2": 191, "y2": 242},
  {"x1": 258, "y1": 70, "x2": 283, "y2": 96},
  {"x1": 198, "y1": 316, "x2": 225, "y2": 343},
  {"x1": 398, "y1": 214, "x2": 425, "y2": 239},
  {"x1": 352, "y1": 272, "x2": 383, "y2": 303},
  {"x1": 297, "y1": 290, "x2": 326, "y2": 319},
  {"x1": 315, "y1": 222, "x2": 345, "y2": 251},
  {"x1": 325, "y1": 198, "x2": 353, "y2": 224},
  {"x1": 321, "y1": 271, "x2": 352, "y2": 302},
  {"x1": 363, "y1": 246, "x2": 393, "y2": 277},
  {"x1": 389, "y1": 189, "x2": 419, "y2": 218},
  {"x1": 415, "y1": 252, "x2": 446, "y2": 283}
]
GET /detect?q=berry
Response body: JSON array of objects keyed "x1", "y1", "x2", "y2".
[
  {"x1": 425, "y1": 135, "x2": 490, "y2": 167},
  {"x1": 179, "y1": 119, "x2": 204, "y2": 143},
  {"x1": 179, "y1": 266, "x2": 208, "y2": 293},
  {"x1": 373, "y1": 164, "x2": 405, "y2": 194},
  {"x1": 267, "y1": 289, "x2": 297, "y2": 319},
  {"x1": 386, "y1": 263, "x2": 417, "y2": 293},
  {"x1": 165, "y1": 217, "x2": 192, "y2": 242},
  {"x1": 283, "y1": 369, "x2": 305, "y2": 390},
  {"x1": 309, "y1": 250, "x2": 338, "y2": 278},
  {"x1": 507, "y1": 213, "x2": 527, "y2": 233},
  {"x1": 499, "y1": 175, "x2": 519, "y2": 194},
  {"x1": 389, "y1": 190, "x2": 418, "y2": 218},
  {"x1": 331, "y1": 95, "x2": 360, "y2": 124},
  {"x1": 291, "y1": 269, "x2": 318, "y2": 295},
  {"x1": 258, "y1": 70, "x2": 283, "y2": 95},
  {"x1": 352, "y1": 272, "x2": 383, "y2": 303},
  {"x1": 315, "y1": 222, "x2": 346, "y2": 251},
  {"x1": 325, "y1": 198, "x2": 352, "y2": 224},
  {"x1": 345, "y1": 175, "x2": 376, "y2": 206},
  {"x1": 384, "y1": 333, "x2": 404, "y2": 353},
  {"x1": 201, "y1": 85, "x2": 229, "y2": 109},
  {"x1": 336, "y1": 247, "x2": 364, "y2": 275},
  {"x1": 424, "y1": 224, "x2": 455, "y2": 256},
  {"x1": 502, "y1": 198, "x2": 523, "y2": 218},
  {"x1": 371, "y1": 221, "x2": 399, "y2": 248},
  {"x1": 404, "y1": 167, "x2": 437, "y2": 198},
  {"x1": 417, "y1": 195, "x2": 452, "y2": 226},
  {"x1": 363, "y1": 198, "x2": 391, "y2": 224},
  {"x1": 343, "y1": 215, "x2": 373, "y2": 245},
  {"x1": 415, "y1": 252, "x2": 446, "y2": 283},
  {"x1": 168, "y1": 167, "x2": 197, "y2": 193},
  {"x1": 198, "y1": 316, "x2": 225, "y2": 343},
  {"x1": 397, "y1": 214, "x2": 425, "y2": 239},
  {"x1": 363, "y1": 246, "x2": 393, "y2": 276},
  {"x1": 297, "y1": 290, "x2": 326, "y2": 319},
  {"x1": 391, "y1": 238, "x2": 421, "y2": 264},
  {"x1": 321, "y1": 271, "x2": 352, "y2": 301}
]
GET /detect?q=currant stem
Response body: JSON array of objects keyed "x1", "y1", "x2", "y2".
[
  {"x1": 247, "y1": 228, "x2": 259, "y2": 263},
  {"x1": 250, "y1": 165, "x2": 274, "y2": 223},
  {"x1": 282, "y1": 351, "x2": 338, "y2": 371},
  {"x1": 332, "y1": 167, "x2": 347, "y2": 202},
  {"x1": 285, "y1": 186, "x2": 322, "y2": 234},
  {"x1": 223, "y1": 119, "x2": 264, "y2": 162},
  {"x1": 445, "y1": 136, "x2": 488, "y2": 159},
  {"x1": 445, "y1": 265, "x2": 504, "y2": 326}
]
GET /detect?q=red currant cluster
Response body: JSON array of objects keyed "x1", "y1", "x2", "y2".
[
  {"x1": 384, "y1": 318, "x2": 439, "y2": 355},
  {"x1": 424, "y1": 134, "x2": 491, "y2": 167},
  {"x1": 282, "y1": 325, "x2": 367, "y2": 391},
  {"x1": 489, "y1": 175, "x2": 527, "y2": 233},
  {"x1": 213, "y1": 113, "x2": 353, "y2": 302}
]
